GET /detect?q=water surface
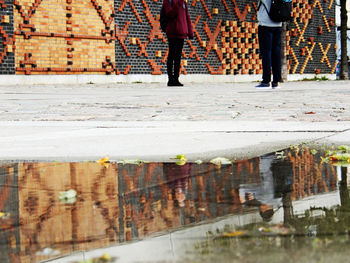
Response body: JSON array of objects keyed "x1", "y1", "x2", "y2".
[{"x1": 0, "y1": 147, "x2": 349, "y2": 262}]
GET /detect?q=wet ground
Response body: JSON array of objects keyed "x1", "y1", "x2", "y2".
[{"x1": 1, "y1": 145, "x2": 350, "y2": 263}]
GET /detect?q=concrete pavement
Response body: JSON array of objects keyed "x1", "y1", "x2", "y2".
[{"x1": 0, "y1": 79, "x2": 350, "y2": 161}]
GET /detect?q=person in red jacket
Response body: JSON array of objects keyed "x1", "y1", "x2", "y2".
[{"x1": 163, "y1": 0, "x2": 193, "y2": 86}]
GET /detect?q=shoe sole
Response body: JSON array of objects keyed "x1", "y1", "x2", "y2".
[{"x1": 255, "y1": 87, "x2": 272, "y2": 89}]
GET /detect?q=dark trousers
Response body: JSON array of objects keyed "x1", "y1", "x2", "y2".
[
  {"x1": 167, "y1": 38, "x2": 184, "y2": 79},
  {"x1": 258, "y1": 25, "x2": 282, "y2": 84}
]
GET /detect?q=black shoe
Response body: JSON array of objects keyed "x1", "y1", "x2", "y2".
[
  {"x1": 173, "y1": 79, "x2": 184, "y2": 86},
  {"x1": 167, "y1": 80, "x2": 176, "y2": 86},
  {"x1": 255, "y1": 82, "x2": 271, "y2": 89},
  {"x1": 271, "y1": 82, "x2": 280, "y2": 89},
  {"x1": 167, "y1": 76, "x2": 176, "y2": 86}
]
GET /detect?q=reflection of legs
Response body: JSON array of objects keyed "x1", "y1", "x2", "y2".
[
  {"x1": 271, "y1": 27, "x2": 282, "y2": 84},
  {"x1": 258, "y1": 26, "x2": 273, "y2": 84}
]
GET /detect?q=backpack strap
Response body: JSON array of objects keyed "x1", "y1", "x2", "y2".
[
  {"x1": 258, "y1": 0, "x2": 269, "y2": 14},
  {"x1": 258, "y1": 0, "x2": 262, "y2": 10}
]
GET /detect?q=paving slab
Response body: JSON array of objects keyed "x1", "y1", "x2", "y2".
[
  {"x1": 0, "y1": 80, "x2": 350, "y2": 161},
  {"x1": 0, "y1": 120, "x2": 349, "y2": 162}
]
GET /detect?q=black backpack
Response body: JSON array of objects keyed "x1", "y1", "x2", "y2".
[
  {"x1": 160, "y1": 6, "x2": 168, "y2": 33},
  {"x1": 259, "y1": 0, "x2": 292, "y2": 23},
  {"x1": 160, "y1": 0, "x2": 172, "y2": 33}
]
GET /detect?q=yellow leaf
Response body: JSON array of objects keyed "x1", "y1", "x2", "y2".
[
  {"x1": 221, "y1": 230, "x2": 246, "y2": 237},
  {"x1": 176, "y1": 154, "x2": 186, "y2": 160},
  {"x1": 97, "y1": 155, "x2": 110, "y2": 167},
  {"x1": 100, "y1": 253, "x2": 112, "y2": 260},
  {"x1": 175, "y1": 154, "x2": 186, "y2": 166},
  {"x1": 97, "y1": 155, "x2": 109, "y2": 163}
]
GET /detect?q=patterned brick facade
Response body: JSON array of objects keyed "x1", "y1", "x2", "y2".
[
  {"x1": 0, "y1": 0, "x2": 336, "y2": 76},
  {"x1": 0, "y1": 0, "x2": 15, "y2": 74}
]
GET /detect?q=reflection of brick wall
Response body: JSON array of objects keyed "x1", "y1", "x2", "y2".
[
  {"x1": 285, "y1": 148, "x2": 338, "y2": 200},
  {"x1": 17, "y1": 162, "x2": 120, "y2": 262},
  {"x1": 0, "y1": 154, "x2": 339, "y2": 261},
  {"x1": 0, "y1": 165, "x2": 20, "y2": 263},
  {"x1": 118, "y1": 163, "x2": 174, "y2": 241},
  {"x1": 18, "y1": 163, "x2": 73, "y2": 262},
  {"x1": 0, "y1": 0, "x2": 336, "y2": 76}
]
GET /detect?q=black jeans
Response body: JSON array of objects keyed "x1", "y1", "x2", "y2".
[
  {"x1": 167, "y1": 38, "x2": 184, "y2": 79},
  {"x1": 258, "y1": 25, "x2": 282, "y2": 84}
]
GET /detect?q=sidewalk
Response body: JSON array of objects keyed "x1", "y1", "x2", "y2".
[{"x1": 0, "y1": 80, "x2": 350, "y2": 161}]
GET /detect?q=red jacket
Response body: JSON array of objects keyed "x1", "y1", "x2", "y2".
[{"x1": 163, "y1": 0, "x2": 194, "y2": 39}]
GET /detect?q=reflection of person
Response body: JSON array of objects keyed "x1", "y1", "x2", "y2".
[
  {"x1": 163, "y1": 0, "x2": 193, "y2": 86},
  {"x1": 240, "y1": 191, "x2": 275, "y2": 222},
  {"x1": 239, "y1": 156, "x2": 282, "y2": 221},
  {"x1": 256, "y1": 0, "x2": 282, "y2": 89},
  {"x1": 271, "y1": 157, "x2": 294, "y2": 224},
  {"x1": 163, "y1": 163, "x2": 191, "y2": 207}
]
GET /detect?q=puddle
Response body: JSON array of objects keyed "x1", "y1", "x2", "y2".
[{"x1": 0, "y1": 146, "x2": 350, "y2": 262}]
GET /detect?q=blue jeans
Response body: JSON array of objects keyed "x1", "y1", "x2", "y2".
[{"x1": 258, "y1": 25, "x2": 282, "y2": 84}]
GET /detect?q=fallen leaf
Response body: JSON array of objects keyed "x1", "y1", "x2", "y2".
[
  {"x1": 174, "y1": 154, "x2": 186, "y2": 166},
  {"x1": 59, "y1": 189, "x2": 77, "y2": 204},
  {"x1": 76, "y1": 253, "x2": 116, "y2": 263},
  {"x1": 121, "y1": 159, "x2": 147, "y2": 165},
  {"x1": 221, "y1": 230, "x2": 246, "y2": 237},
  {"x1": 0, "y1": 212, "x2": 10, "y2": 219},
  {"x1": 338, "y1": 145, "x2": 350, "y2": 153},
  {"x1": 330, "y1": 153, "x2": 350, "y2": 161},
  {"x1": 100, "y1": 253, "x2": 112, "y2": 261},
  {"x1": 304, "y1": 111, "x2": 316, "y2": 114},
  {"x1": 320, "y1": 156, "x2": 329, "y2": 164},
  {"x1": 97, "y1": 156, "x2": 110, "y2": 164},
  {"x1": 259, "y1": 225, "x2": 293, "y2": 235},
  {"x1": 210, "y1": 157, "x2": 231, "y2": 167},
  {"x1": 36, "y1": 247, "x2": 60, "y2": 256},
  {"x1": 97, "y1": 155, "x2": 110, "y2": 168}
]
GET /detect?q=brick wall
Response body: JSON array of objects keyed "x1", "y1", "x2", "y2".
[
  {"x1": 0, "y1": 0, "x2": 336, "y2": 76},
  {"x1": 0, "y1": 0, "x2": 14, "y2": 74}
]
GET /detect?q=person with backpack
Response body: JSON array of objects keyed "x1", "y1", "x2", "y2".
[
  {"x1": 162, "y1": 0, "x2": 193, "y2": 86},
  {"x1": 256, "y1": 0, "x2": 284, "y2": 89}
]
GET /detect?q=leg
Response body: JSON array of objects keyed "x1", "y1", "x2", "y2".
[
  {"x1": 258, "y1": 25, "x2": 273, "y2": 84},
  {"x1": 271, "y1": 27, "x2": 282, "y2": 84},
  {"x1": 167, "y1": 38, "x2": 176, "y2": 85},
  {"x1": 173, "y1": 38, "x2": 184, "y2": 85}
]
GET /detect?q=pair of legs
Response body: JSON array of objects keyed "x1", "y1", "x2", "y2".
[
  {"x1": 167, "y1": 38, "x2": 184, "y2": 86},
  {"x1": 258, "y1": 25, "x2": 282, "y2": 85}
]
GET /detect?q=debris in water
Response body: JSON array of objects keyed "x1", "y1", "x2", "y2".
[{"x1": 59, "y1": 189, "x2": 77, "y2": 204}]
